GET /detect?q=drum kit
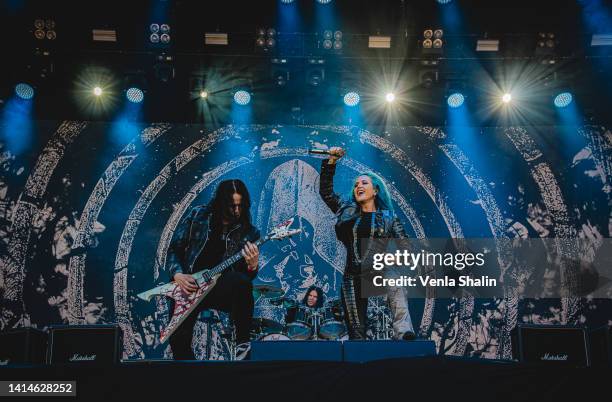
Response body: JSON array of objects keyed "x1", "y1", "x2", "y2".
[{"x1": 251, "y1": 284, "x2": 347, "y2": 341}]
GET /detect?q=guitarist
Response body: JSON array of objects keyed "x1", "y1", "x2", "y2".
[{"x1": 166, "y1": 179, "x2": 260, "y2": 360}]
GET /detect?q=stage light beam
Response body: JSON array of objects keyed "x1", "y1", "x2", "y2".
[
  {"x1": 233, "y1": 90, "x2": 251, "y2": 106},
  {"x1": 126, "y1": 87, "x2": 144, "y2": 104},
  {"x1": 15, "y1": 83, "x2": 35, "y2": 100},
  {"x1": 343, "y1": 91, "x2": 360, "y2": 107},
  {"x1": 447, "y1": 92, "x2": 465, "y2": 108},
  {"x1": 554, "y1": 92, "x2": 573, "y2": 108}
]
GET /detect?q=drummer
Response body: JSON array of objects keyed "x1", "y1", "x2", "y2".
[{"x1": 286, "y1": 285, "x2": 325, "y2": 323}]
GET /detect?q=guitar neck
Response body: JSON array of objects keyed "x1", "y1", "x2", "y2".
[{"x1": 196, "y1": 236, "x2": 268, "y2": 282}]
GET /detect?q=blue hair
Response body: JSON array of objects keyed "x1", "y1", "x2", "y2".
[{"x1": 349, "y1": 171, "x2": 394, "y2": 214}]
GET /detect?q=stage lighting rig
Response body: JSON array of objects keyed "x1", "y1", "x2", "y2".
[
  {"x1": 123, "y1": 72, "x2": 147, "y2": 103},
  {"x1": 321, "y1": 30, "x2": 343, "y2": 53},
  {"x1": 535, "y1": 32, "x2": 557, "y2": 64},
  {"x1": 421, "y1": 29, "x2": 444, "y2": 55},
  {"x1": 149, "y1": 23, "x2": 171, "y2": 46},
  {"x1": 15, "y1": 83, "x2": 35, "y2": 100},
  {"x1": 343, "y1": 91, "x2": 360, "y2": 107},
  {"x1": 33, "y1": 18, "x2": 57, "y2": 42},
  {"x1": 233, "y1": 89, "x2": 251, "y2": 106},
  {"x1": 256, "y1": 28, "x2": 276, "y2": 52},
  {"x1": 553, "y1": 91, "x2": 573, "y2": 108}
]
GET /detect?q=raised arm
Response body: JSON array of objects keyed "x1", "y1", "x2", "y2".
[{"x1": 318, "y1": 147, "x2": 346, "y2": 213}]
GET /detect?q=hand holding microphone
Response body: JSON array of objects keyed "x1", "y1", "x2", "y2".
[
  {"x1": 309, "y1": 146, "x2": 345, "y2": 164},
  {"x1": 327, "y1": 147, "x2": 345, "y2": 164}
]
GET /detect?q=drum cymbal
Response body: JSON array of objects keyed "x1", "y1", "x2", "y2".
[
  {"x1": 252, "y1": 284, "x2": 283, "y2": 299},
  {"x1": 251, "y1": 317, "x2": 284, "y2": 332}
]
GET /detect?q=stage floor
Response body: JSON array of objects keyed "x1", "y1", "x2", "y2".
[{"x1": 1, "y1": 357, "x2": 609, "y2": 401}]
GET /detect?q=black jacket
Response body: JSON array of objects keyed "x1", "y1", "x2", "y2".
[
  {"x1": 166, "y1": 205, "x2": 260, "y2": 281},
  {"x1": 319, "y1": 160, "x2": 407, "y2": 274}
]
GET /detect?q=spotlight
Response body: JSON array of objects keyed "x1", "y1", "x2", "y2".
[
  {"x1": 437, "y1": 0, "x2": 452, "y2": 3},
  {"x1": 233, "y1": 90, "x2": 251, "y2": 105},
  {"x1": 385, "y1": 92, "x2": 396, "y2": 103},
  {"x1": 343, "y1": 91, "x2": 360, "y2": 107},
  {"x1": 126, "y1": 87, "x2": 144, "y2": 103},
  {"x1": 447, "y1": 92, "x2": 465, "y2": 108},
  {"x1": 33, "y1": 18, "x2": 57, "y2": 41},
  {"x1": 15, "y1": 83, "x2": 35, "y2": 100},
  {"x1": 255, "y1": 27, "x2": 276, "y2": 50},
  {"x1": 535, "y1": 32, "x2": 557, "y2": 63},
  {"x1": 322, "y1": 30, "x2": 342, "y2": 52},
  {"x1": 502, "y1": 93, "x2": 512, "y2": 104},
  {"x1": 281, "y1": 0, "x2": 296, "y2": 3},
  {"x1": 317, "y1": 0, "x2": 333, "y2": 4},
  {"x1": 150, "y1": 23, "x2": 171, "y2": 44},
  {"x1": 200, "y1": 90, "x2": 208, "y2": 99},
  {"x1": 422, "y1": 28, "x2": 443, "y2": 54},
  {"x1": 554, "y1": 92, "x2": 573, "y2": 108},
  {"x1": 93, "y1": 86, "x2": 103, "y2": 97}
]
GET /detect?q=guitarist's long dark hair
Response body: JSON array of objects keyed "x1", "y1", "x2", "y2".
[{"x1": 209, "y1": 179, "x2": 253, "y2": 230}]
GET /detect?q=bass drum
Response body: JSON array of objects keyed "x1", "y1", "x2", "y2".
[
  {"x1": 285, "y1": 306, "x2": 314, "y2": 340},
  {"x1": 318, "y1": 306, "x2": 346, "y2": 340},
  {"x1": 259, "y1": 333, "x2": 290, "y2": 341}
]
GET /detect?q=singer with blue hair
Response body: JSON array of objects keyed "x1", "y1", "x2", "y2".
[{"x1": 318, "y1": 147, "x2": 416, "y2": 340}]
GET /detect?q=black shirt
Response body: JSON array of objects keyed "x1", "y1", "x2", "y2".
[{"x1": 193, "y1": 228, "x2": 226, "y2": 273}]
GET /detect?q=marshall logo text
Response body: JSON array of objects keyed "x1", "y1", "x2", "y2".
[
  {"x1": 540, "y1": 353, "x2": 569, "y2": 361},
  {"x1": 69, "y1": 353, "x2": 97, "y2": 362}
]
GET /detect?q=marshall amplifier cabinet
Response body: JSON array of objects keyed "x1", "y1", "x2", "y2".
[
  {"x1": 47, "y1": 324, "x2": 123, "y2": 365},
  {"x1": 511, "y1": 324, "x2": 590, "y2": 367},
  {"x1": 0, "y1": 327, "x2": 47, "y2": 365},
  {"x1": 590, "y1": 325, "x2": 612, "y2": 367}
]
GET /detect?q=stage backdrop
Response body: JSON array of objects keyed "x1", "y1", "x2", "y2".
[{"x1": 1, "y1": 122, "x2": 611, "y2": 360}]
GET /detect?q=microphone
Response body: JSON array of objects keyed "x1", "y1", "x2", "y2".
[{"x1": 308, "y1": 148, "x2": 332, "y2": 155}]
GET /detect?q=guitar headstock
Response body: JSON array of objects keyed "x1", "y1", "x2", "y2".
[{"x1": 267, "y1": 217, "x2": 302, "y2": 241}]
